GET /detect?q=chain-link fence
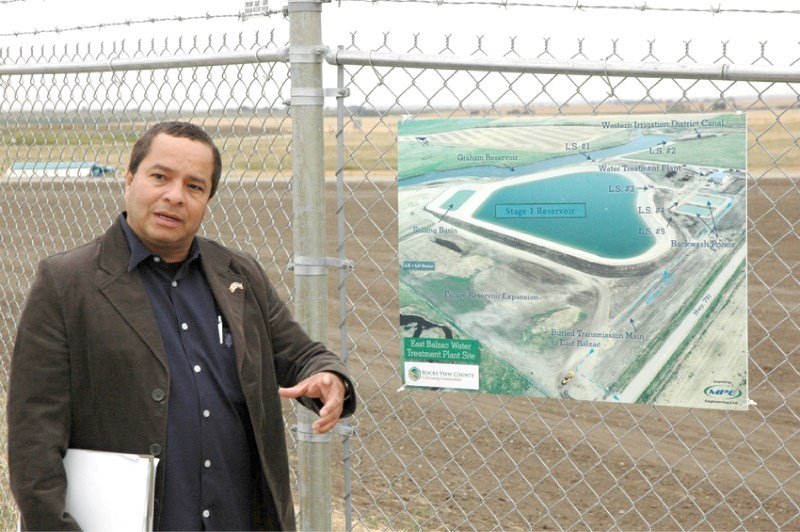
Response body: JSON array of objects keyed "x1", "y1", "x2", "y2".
[{"x1": 1, "y1": 2, "x2": 799, "y2": 530}]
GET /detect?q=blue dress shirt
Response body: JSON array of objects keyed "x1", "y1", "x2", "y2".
[{"x1": 120, "y1": 214, "x2": 258, "y2": 531}]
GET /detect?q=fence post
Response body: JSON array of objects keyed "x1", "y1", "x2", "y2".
[{"x1": 287, "y1": 0, "x2": 332, "y2": 530}]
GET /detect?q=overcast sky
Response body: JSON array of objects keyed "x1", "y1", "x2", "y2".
[
  {"x1": 1, "y1": 0, "x2": 797, "y2": 112},
  {"x1": 2, "y1": 0, "x2": 799, "y2": 65}
]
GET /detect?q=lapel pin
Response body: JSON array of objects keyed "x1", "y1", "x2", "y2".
[{"x1": 229, "y1": 282, "x2": 244, "y2": 293}]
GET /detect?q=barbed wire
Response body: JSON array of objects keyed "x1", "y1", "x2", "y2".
[
  {"x1": 337, "y1": 0, "x2": 800, "y2": 15},
  {"x1": 0, "y1": 11, "x2": 284, "y2": 39},
  {"x1": 1, "y1": 1, "x2": 797, "y2": 40}
]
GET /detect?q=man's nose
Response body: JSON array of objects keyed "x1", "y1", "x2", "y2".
[{"x1": 162, "y1": 179, "x2": 185, "y2": 204}]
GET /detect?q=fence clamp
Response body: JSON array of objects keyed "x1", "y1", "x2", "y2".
[
  {"x1": 283, "y1": 86, "x2": 349, "y2": 107},
  {"x1": 288, "y1": 255, "x2": 354, "y2": 276},
  {"x1": 291, "y1": 421, "x2": 356, "y2": 443}
]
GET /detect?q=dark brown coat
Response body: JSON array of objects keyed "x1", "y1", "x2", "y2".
[{"x1": 8, "y1": 221, "x2": 355, "y2": 530}]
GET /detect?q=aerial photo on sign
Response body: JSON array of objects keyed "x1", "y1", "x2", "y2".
[{"x1": 398, "y1": 113, "x2": 748, "y2": 410}]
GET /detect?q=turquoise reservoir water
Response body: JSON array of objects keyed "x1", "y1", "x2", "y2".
[
  {"x1": 677, "y1": 204, "x2": 712, "y2": 217},
  {"x1": 441, "y1": 189, "x2": 476, "y2": 210},
  {"x1": 472, "y1": 172, "x2": 655, "y2": 259},
  {"x1": 691, "y1": 193, "x2": 726, "y2": 206}
]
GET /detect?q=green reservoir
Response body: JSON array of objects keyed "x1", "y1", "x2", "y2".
[{"x1": 471, "y1": 172, "x2": 655, "y2": 259}]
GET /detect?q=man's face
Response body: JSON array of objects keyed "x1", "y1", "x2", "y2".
[{"x1": 124, "y1": 133, "x2": 214, "y2": 262}]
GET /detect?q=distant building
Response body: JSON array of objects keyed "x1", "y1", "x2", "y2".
[
  {"x1": 708, "y1": 170, "x2": 727, "y2": 186},
  {"x1": 4, "y1": 162, "x2": 117, "y2": 180}
]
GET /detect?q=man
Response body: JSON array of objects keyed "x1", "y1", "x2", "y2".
[{"x1": 8, "y1": 121, "x2": 356, "y2": 531}]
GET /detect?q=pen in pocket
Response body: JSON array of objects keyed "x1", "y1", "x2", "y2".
[{"x1": 217, "y1": 315, "x2": 223, "y2": 344}]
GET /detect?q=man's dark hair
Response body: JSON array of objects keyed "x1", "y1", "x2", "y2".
[{"x1": 127, "y1": 121, "x2": 223, "y2": 198}]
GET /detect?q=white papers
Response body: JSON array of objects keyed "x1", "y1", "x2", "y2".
[{"x1": 63, "y1": 448, "x2": 159, "y2": 532}]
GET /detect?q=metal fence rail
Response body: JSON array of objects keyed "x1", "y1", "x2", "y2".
[{"x1": 1, "y1": 3, "x2": 799, "y2": 531}]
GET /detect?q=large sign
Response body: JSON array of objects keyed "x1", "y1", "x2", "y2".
[{"x1": 398, "y1": 113, "x2": 748, "y2": 410}]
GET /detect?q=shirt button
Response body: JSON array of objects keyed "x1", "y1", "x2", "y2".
[
  {"x1": 194, "y1": 365, "x2": 202, "y2": 373},
  {"x1": 202, "y1": 510, "x2": 210, "y2": 518},
  {"x1": 181, "y1": 323, "x2": 188, "y2": 331},
  {"x1": 151, "y1": 389, "x2": 165, "y2": 401},
  {"x1": 171, "y1": 281, "x2": 178, "y2": 287},
  {"x1": 203, "y1": 409, "x2": 210, "y2": 418},
  {"x1": 204, "y1": 459, "x2": 211, "y2": 468}
]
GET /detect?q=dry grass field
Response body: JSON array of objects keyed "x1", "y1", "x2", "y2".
[
  {"x1": 1, "y1": 99, "x2": 797, "y2": 181},
  {"x1": 0, "y1": 102, "x2": 798, "y2": 529}
]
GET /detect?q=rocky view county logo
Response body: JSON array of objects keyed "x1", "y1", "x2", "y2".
[
  {"x1": 704, "y1": 382, "x2": 742, "y2": 399},
  {"x1": 408, "y1": 367, "x2": 422, "y2": 381}
]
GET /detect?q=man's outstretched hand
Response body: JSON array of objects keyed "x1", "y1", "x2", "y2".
[{"x1": 279, "y1": 371, "x2": 346, "y2": 433}]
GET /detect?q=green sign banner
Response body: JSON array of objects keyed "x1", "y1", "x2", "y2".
[{"x1": 403, "y1": 337, "x2": 481, "y2": 363}]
